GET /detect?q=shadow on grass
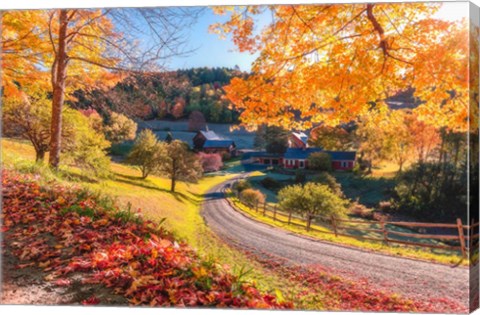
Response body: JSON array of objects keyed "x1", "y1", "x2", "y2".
[
  {"x1": 333, "y1": 173, "x2": 397, "y2": 207},
  {"x1": 203, "y1": 191, "x2": 225, "y2": 201},
  {"x1": 113, "y1": 173, "x2": 199, "y2": 204}
]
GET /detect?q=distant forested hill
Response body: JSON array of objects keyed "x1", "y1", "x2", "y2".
[{"x1": 71, "y1": 67, "x2": 246, "y2": 123}]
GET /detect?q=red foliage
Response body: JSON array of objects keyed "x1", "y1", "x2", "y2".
[
  {"x1": 198, "y1": 152, "x2": 223, "y2": 172},
  {"x1": 239, "y1": 250, "x2": 467, "y2": 313},
  {"x1": 188, "y1": 111, "x2": 206, "y2": 132},
  {"x1": 171, "y1": 97, "x2": 186, "y2": 119},
  {"x1": 79, "y1": 108, "x2": 100, "y2": 118},
  {"x1": 1, "y1": 170, "x2": 291, "y2": 309}
]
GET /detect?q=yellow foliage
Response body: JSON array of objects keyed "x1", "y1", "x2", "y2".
[{"x1": 211, "y1": 3, "x2": 470, "y2": 132}]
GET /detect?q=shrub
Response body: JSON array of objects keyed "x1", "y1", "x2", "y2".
[
  {"x1": 349, "y1": 202, "x2": 373, "y2": 219},
  {"x1": 260, "y1": 177, "x2": 282, "y2": 190},
  {"x1": 295, "y1": 170, "x2": 306, "y2": 184},
  {"x1": 233, "y1": 180, "x2": 252, "y2": 193},
  {"x1": 104, "y1": 112, "x2": 138, "y2": 144},
  {"x1": 198, "y1": 152, "x2": 223, "y2": 172},
  {"x1": 313, "y1": 172, "x2": 344, "y2": 197},
  {"x1": 221, "y1": 151, "x2": 232, "y2": 161},
  {"x1": 307, "y1": 152, "x2": 332, "y2": 171},
  {"x1": 378, "y1": 200, "x2": 394, "y2": 213},
  {"x1": 64, "y1": 110, "x2": 111, "y2": 178},
  {"x1": 239, "y1": 188, "x2": 265, "y2": 207}
]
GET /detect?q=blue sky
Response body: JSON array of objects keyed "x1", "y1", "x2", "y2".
[
  {"x1": 163, "y1": 2, "x2": 468, "y2": 72},
  {"x1": 165, "y1": 7, "x2": 269, "y2": 71}
]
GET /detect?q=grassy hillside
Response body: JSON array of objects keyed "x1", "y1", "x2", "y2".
[
  {"x1": 2, "y1": 138, "x2": 460, "y2": 311},
  {"x1": 1, "y1": 139, "x2": 289, "y2": 297}
]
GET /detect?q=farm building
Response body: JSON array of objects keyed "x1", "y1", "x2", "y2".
[
  {"x1": 242, "y1": 131, "x2": 356, "y2": 171},
  {"x1": 284, "y1": 148, "x2": 356, "y2": 170},
  {"x1": 193, "y1": 129, "x2": 237, "y2": 156},
  {"x1": 288, "y1": 132, "x2": 309, "y2": 149},
  {"x1": 241, "y1": 151, "x2": 284, "y2": 166}
]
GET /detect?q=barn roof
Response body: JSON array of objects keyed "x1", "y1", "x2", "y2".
[
  {"x1": 199, "y1": 130, "x2": 222, "y2": 140},
  {"x1": 324, "y1": 151, "x2": 356, "y2": 161},
  {"x1": 284, "y1": 148, "x2": 322, "y2": 159},
  {"x1": 292, "y1": 132, "x2": 309, "y2": 145},
  {"x1": 203, "y1": 139, "x2": 235, "y2": 148},
  {"x1": 284, "y1": 148, "x2": 356, "y2": 160}
]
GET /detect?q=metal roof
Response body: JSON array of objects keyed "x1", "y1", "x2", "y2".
[
  {"x1": 284, "y1": 148, "x2": 356, "y2": 160},
  {"x1": 199, "y1": 130, "x2": 222, "y2": 140},
  {"x1": 292, "y1": 132, "x2": 309, "y2": 145},
  {"x1": 324, "y1": 151, "x2": 356, "y2": 161}
]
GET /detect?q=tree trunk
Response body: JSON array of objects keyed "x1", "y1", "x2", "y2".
[
  {"x1": 49, "y1": 10, "x2": 69, "y2": 169},
  {"x1": 170, "y1": 176, "x2": 176, "y2": 192},
  {"x1": 35, "y1": 150, "x2": 46, "y2": 162}
]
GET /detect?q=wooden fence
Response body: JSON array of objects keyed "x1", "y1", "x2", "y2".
[{"x1": 233, "y1": 191, "x2": 479, "y2": 259}]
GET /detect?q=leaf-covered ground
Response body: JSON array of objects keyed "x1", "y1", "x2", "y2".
[
  {"x1": 0, "y1": 170, "x2": 291, "y2": 308},
  {"x1": 0, "y1": 169, "x2": 468, "y2": 312}
]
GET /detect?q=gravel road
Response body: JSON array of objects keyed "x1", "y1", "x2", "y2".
[{"x1": 201, "y1": 178, "x2": 470, "y2": 309}]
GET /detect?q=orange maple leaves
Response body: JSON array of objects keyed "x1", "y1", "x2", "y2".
[{"x1": 211, "y1": 3, "x2": 473, "y2": 132}]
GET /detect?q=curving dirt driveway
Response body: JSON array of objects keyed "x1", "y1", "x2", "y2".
[{"x1": 201, "y1": 177, "x2": 471, "y2": 310}]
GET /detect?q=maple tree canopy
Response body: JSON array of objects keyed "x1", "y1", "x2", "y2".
[{"x1": 211, "y1": 3, "x2": 474, "y2": 132}]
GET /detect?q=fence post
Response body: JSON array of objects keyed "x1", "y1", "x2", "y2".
[
  {"x1": 288, "y1": 211, "x2": 292, "y2": 225},
  {"x1": 457, "y1": 218, "x2": 467, "y2": 259},
  {"x1": 380, "y1": 218, "x2": 389, "y2": 245},
  {"x1": 273, "y1": 205, "x2": 277, "y2": 221},
  {"x1": 263, "y1": 202, "x2": 267, "y2": 216},
  {"x1": 331, "y1": 215, "x2": 338, "y2": 237}
]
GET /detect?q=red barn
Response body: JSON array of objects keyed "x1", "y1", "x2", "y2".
[
  {"x1": 289, "y1": 132, "x2": 309, "y2": 149},
  {"x1": 193, "y1": 129, "x2": 237, "y2": 157},
  {"x1": 283, "y1": 148, "x2": 356, "y2": 170}
]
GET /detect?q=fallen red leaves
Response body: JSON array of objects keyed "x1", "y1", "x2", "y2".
[
  {"x1": 1, "y1": 170, "x2": 291, "y2": 308},
  {"x1": 240, "y1": 250, "x2": 467, "y2": 313}
]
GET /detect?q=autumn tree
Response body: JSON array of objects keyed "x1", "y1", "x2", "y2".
[
  {"x1": 79, "y1": 109, "x2": 104, "y2": 133},
  {"x1": 355, "y1": 111, "x2": 389, "y2": 172},
  {"x1": 198, "y1": 152, "x2": 223, "y2": 172},
  {"x1": 307, "y1": 152, "x2": 332, "y2": 172},
  {"x1": 254, "y1": 125, "x2": 289, "y2": 154},
  {"x1": 406, "y1": 114, "x2": 441, "y2": 162},
  {"x1": 3, "y1": 90, "x2": 81, "y2": 162},
  {"x1": 104, "y1": 112, "x2": 138, "y2": 144},
  {"x1": 188, "y1": 110, "x2": 207, "y2": 131},
  {"x1": 278, "y1": 183, "x2": 348, "y2": 230},
  {"x1": 2, "y1": 8, "x2": 201, "y2": 169},
  {"x1": 127, "y1": 129, "x2": 162, "y2": 179},
  {"x1": 1, "y1": 11, "x2": 50, "y2": 97},
  {"x1": 66, "y1": 112, "x2": 111, "y2": 178},
  {"x1": 171, "y1": 97, "x2": 186, "y2": 119},
  {"x1": 382, "y1": 111, "x2": 415, "y2": 173},
  {"x1": 308, "y1": 125, "x2": 353, "y2": 151},
  {"x1": 156, "y1": 140, "x2": 203, "y2": 192},
  {"x1": 211, "y1": 4, "x2": 469, "y2": 132},
  {"x1": 239, "y1": 189, "x2": 265, "y2": 207}
]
